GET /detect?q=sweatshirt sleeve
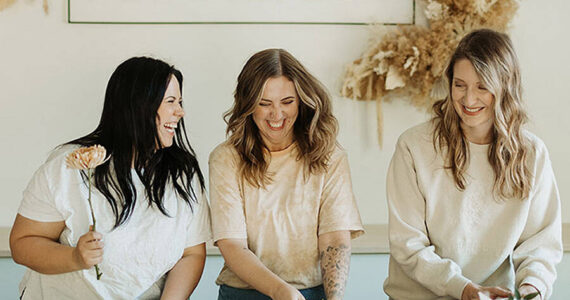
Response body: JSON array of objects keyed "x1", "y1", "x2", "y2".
[
  {"x1": 513, "y1": 143, "x2": 562, "y2": 299},
  {"x1": 386, "y1": 136, "x2": 470, "y2": 298}
]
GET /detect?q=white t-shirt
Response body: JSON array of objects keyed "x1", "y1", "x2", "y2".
[
  {"x1": 17, "y1": 146, "x2": 212, "y2": 300},
  {"x1": 209, "y1": 142, "x2": 364, "y2": 289},
  {"x1": 383, "y1": 122, "x2": 562, "y2": 299}
]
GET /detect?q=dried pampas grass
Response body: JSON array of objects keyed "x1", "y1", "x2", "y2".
[
  {"x1": 341, "y1": 0, "x2": 519, "y2": 146},
  {"x1": 0, "y1": 0, "x2": 49, "y2": 13},
  {"x1": 0, "y1": 0, "x2": 16, "y2": 11}
]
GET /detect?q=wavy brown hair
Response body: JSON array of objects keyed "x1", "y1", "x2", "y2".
[
  {"x1": 432, "y1": 29, "x2": 532, "y2": 200},
  {"x1": 224, "y1": 48, "x2": 338, "y2": 188}
]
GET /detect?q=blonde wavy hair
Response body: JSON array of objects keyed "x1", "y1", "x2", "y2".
[
  {"x1": 432, "y1": 28, "x2": 532, "y2": 200},
  {"x1": 224, "y1": 48, "x2": 338, "y2": 188}
]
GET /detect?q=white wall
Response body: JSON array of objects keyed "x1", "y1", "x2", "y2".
[{"x1": 0, "y1": 0, "x2": 568, "y2": 227}]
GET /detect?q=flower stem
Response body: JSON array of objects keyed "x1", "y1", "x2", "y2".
[
  {"x1": 87, "y1": 168, "x2": 103, "y2": 280},
  {"x1": 88, "y1": 169, "x2": 96, "y2": 231}
]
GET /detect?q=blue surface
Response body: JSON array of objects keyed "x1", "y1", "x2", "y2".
[
  {"x1": 193, "y1": 254, "x2": 390, "y2": 299},
  {"x1": 0, "y1": 258, "x2": 25, "y2": 299},
  {"x1": 2, "y1": 253, "x2": 569, "y2": 299}
]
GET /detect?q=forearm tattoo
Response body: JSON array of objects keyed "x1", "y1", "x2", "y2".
[{"x1": 320, "y1": 244, "x2": 350, "y2": 300}]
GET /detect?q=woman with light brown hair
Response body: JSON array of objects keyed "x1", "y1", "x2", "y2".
[
  {"x1": 384, "y1": 29, "x2": 562, "y2": 300},
  {"x1": 209, "y1": 48, "x2": 364, "y2": 300}
]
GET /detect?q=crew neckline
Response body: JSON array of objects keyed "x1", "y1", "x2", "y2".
[
  {"x1": 268, "y1": 142, "x2": 296, "y2": 156},
  {"x1": 468, "y1": 140, "x2": 490, "y2": 153}
]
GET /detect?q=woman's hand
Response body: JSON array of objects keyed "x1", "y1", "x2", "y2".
[
  {"x1": 518, "y1": 284, "x2": 541, "y2": 300},
  {"x1": 217, "y1": 238, "x2": 305, "y2": 299},
  {"x1": 271, "y1": 283, "x2": 305, "y2": 300},
  {"x1": 461, "y1": 282, "x2": 512, "y2": 300},
  {"x1": 72, "y1": 228, "x2": 104, "y2": 270}
]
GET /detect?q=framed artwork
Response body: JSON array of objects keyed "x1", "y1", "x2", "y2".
[{"x1": 68, "y1": 0, "x2": 416, "y2": 25}]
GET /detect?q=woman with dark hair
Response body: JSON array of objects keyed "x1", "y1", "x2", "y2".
[
  {"x1": 384, "y1": 29, "x2": 562, "y2": 300},
  {"x1": 209, "y1": 48, "x2": 364, "y2": 300},
  {"x1": 10, "y1": 57, "x2": 211, "y2": 299}
]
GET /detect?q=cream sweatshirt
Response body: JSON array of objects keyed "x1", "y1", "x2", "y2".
[{"x1": 383, "y1": 122, "x2": 562, "y2": 300}]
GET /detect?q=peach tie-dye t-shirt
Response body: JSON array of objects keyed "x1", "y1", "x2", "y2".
[{"x1": 209, "y1": 142, "x2": 364, "y2": 289}]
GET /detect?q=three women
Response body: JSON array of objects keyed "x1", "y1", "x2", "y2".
[{"x1": 10, "y1": 28, "x2": 562, "y2": 300}]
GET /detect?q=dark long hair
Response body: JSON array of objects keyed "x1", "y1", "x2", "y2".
[{"x1": 67, "y1": 56, "x2": 204, "y2": 227}]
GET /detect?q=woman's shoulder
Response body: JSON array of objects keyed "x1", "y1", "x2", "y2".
[
  {"x1": 209, "y1": 141, "x2": 239, "y2": 163},
  {"x1": 26, "y1": 144, "x2": 81, "y2": 189},
  {"x1": 396, "y1": 121, "x2": 434, "y2": 147},
  {"x1": 45, "y1": 144, "x2": 80, "y2": 163},
  {"x1": 522, "y1": 129, "x2": 550, "y2": 162},
  {"x1": 523, "y1": 130, "x2": 547, "y2": 151},
  {"x1": 328, "y1": 142, "x2": 348, "y2": 161},
  {"x1": 35, "y1": 144, "x2": 81, "y2": 174}
]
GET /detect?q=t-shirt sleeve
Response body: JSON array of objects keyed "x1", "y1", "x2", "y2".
[
  {"x1": 318, "y1": 148, "x2": 364, "y2": 239},
  {"x1": 18, "y1": 163, "x2": 65, "y2": 222},
  {"x1": 208, "y1": 146, "x2": 247, "y2": 243},
  {"x1": 184, "y1": 183, "x2": 213, "y2": 248}
]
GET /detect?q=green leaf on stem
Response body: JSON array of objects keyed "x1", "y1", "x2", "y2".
[{"x1": 523, "y1": 292, "x2": 539, "y2": 300}]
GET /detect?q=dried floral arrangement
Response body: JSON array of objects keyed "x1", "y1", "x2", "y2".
[
  {"x1": 0, "y1": 0, "x2": 16, "y2": 11},
  {"x1": 341, "y1": 0, "x2": 519, "y2": 146},
  {"x1": 0, "y1": 0, "x2": 48, "y2": 13}
]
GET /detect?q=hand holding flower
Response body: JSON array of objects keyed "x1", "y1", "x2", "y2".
[
  {"x1": 66, "y1": 145, "x2": 109, "y2": 280},
  {"x1": 73, "y1": 228, "x2": 104, "y2": 271}
]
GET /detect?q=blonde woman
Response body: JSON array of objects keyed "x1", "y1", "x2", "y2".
[
  {"x1": 383, "y1": 29, "x2": 562, "y2": 300},
  {"x1": 209, "y1": 48, "x2": 364, "y2": 300}
]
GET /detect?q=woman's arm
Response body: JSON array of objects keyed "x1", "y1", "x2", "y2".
[
  {"x1": 217, "y1": 238, "x2": 304, "y2": 300},
  {"x1": 387, "y1": 136, "x2": 512, "y2": 299},
  {"x1": 160, "y1": 243, "x2": 206, "y2": 300},
  {"x1": 387, "y1": 137, "x2": 472, "y2": 298},
  {"x1": 513, "y1": 143, "x2": 562, "y2": 299},
  {"x1": 460, "y1": 283, "x2": 511, "y2": 300},
  {"x1": 518, "y1": 284, "x2": 542, "y2": 300},
  {"x1": 10, "y1": 214, "x2": 103, "y2": 274},
  {"x1": 318, "y1": 230, "x2": 351, "y2": 300}
]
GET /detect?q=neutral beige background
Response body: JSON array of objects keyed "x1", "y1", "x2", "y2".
[
  {"x1": 68, "y1": 0, "x2": 411, "y2": 23},
  {"x1": 0, "y1": 0, "x2": 568, "y2": 227}
]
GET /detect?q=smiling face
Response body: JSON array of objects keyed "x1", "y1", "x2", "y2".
[
  {"x1": 451, "y1": 59, "x2": 496, "y2": 144},
  {"x1": 156, "y1": 75, "x2": 184, "y2": 148},
  {"x1": 252, "y1": 76, "x2": 299, "y2": 151}
]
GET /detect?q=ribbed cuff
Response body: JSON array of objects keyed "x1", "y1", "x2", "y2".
[
  {"x1": 446, "y1": 275, "x2": 471, "y2": 299},
  {"x1": 521, "y1": 276, "x2": 547, "y2": 298}
]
